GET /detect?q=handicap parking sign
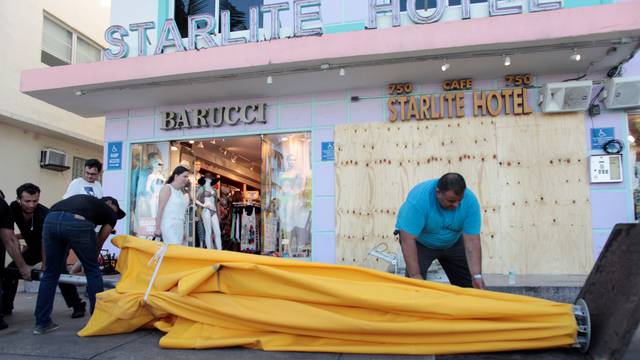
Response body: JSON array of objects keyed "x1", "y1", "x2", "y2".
[{"x1": 107, "y1": 142, "x2": 123, "y2": 170}]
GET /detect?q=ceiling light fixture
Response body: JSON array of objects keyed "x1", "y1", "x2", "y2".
[
  {"x1": 339, "y1": 68, "x2": 345, "y2": 77},
  {"x1": 171, "y1": 145, "x2": 178, "y2": 151},
  {"x1": 503, "y1": 55, "x2": 511, "y2": 66},
  {"x1": 74, "y1": 90, "x2": 87, "y2": 96},
  {"x1": 188, "y1": 140, "x2": 194, "y2": 144},
  {"x1": 570, "y1": 48, "x2": 581, "y2": 61},
  {"x1": 441, "y1": 59, "x2": 450, "y2": 72},
  {"x1": 197, "y1": 141, "x2": 204, "y2": 148},
  {"x1": 266, "y1": 75, "x2": 273, "y2": 84},
  {"x1": 320, "y1": 63, "x2": 330, "y2": 71}
]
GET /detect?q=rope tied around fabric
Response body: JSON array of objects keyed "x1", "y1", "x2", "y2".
[{"x1": 143, "y1": 243, "x2": 169, "y2": 304}]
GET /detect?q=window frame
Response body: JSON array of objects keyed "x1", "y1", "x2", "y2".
[
  {"x1": 172, "y1": 0, "x2": 264, "y2": 40},
  {"x1": 41, "y1": 11, "x2": 104, "y2": 66},
  {"x1": 72, "y1": 156, "x2": 87, "y2": 180}
]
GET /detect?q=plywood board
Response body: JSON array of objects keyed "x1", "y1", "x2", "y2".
[{"x1": 335, "y1": 113, "x2": 592, "y2": 274}]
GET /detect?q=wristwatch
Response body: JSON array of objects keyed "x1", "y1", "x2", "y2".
[{"x1": 473, "y1": 274, "x2": 483, "y2": 279}]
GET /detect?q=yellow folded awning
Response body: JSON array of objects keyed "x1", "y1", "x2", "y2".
[{"x1": 79, "y1": 236, "x2": 577, "y2": 355}]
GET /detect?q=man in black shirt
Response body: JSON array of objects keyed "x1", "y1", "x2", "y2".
[
  {"x1": 2, "y1": 184, "x2": 86, "y2": 318},
  {"x1": 0, "y1": 190, "x2": 31, "y2": 331},
  {"x1": 34, "y1": 194, "x2": 125, "y2": 335}
]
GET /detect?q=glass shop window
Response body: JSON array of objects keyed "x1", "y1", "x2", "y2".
[
  {"x1": 175, "y1": 0, "x2": 263, "y2": 38},
  {"x1": 400, "y1": 0, "x2": 487, "y2": 11},
  {"x1": 629, "y1": 114, "x2": 640, "y2": 221}
]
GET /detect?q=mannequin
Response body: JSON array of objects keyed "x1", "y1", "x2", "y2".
[
  {"x1": 196, "y1": 177, "x2": 222, "y2": 250},
  {"x1": 145, "y1": 155, "x2": 166, "y2": 219}
]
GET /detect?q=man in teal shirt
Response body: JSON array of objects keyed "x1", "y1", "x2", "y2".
[{"x1": 396, "y1": 173, "x2": 485, "y2": 289}]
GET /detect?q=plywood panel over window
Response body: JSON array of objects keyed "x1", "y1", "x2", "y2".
[{"x1": 335, "y1": 113, "x2": 592, "y2": 275}]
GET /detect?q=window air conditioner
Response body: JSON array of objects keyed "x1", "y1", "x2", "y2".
[
  {"x1": 40, "y1": 148, "x2": 70, "y2": 171},
  {"x1": 604, "y1": 76, "x2": 640, "y2": 109},
  {"x1": 541, "y1": 81, "x2": 593, "y2": 113}
]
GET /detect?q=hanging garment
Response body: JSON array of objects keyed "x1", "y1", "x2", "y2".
[
  {"x1": 264, "y1": 213, "x2": 279, "y2": 253},
  {"x1": 240, "y1": 206, "x2": 257, "y2": 252},
  {"x1": 80, "y1": 236, "x2": 580, "y2": 355},
  {"x1": 235, "y1": 208, "x2": 242, "y2": 242},
  {"x1": 230, "y1": 211, "x2": 235, "y2": 242}
]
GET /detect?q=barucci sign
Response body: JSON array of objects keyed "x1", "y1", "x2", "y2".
[{"x1": 104, "y1": 0, "x2": 563, "y2": 59}]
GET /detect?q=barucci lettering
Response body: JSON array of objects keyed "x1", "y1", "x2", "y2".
[
  {"x1": 104, "y1": 0, "x2": 563, "y2": 60},
  {"x1": 161, "y1": 104, "x2": 267, "y2": 130}
]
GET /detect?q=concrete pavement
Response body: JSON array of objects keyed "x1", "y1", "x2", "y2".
[{"x1": 3, "y1": 292, "x2": 636, "y2": 360}]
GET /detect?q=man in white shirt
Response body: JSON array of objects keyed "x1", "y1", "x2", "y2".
[{"x1": 63, "y1": 159, "x2": 103, "y2": 199}]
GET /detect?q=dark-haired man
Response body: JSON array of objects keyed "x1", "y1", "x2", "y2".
[
  {"x1": 34, "y1": 195, "x2": 125, "y2": 335},
  {"x1": 396, "y1": 173, "x2": 485, "y2": 289},
  {"x1": 0, "y1": 190, "x2": 31, "y2": 330},
  {"x1": 2, "y1": 183, "x2": 85, "y2": 318},
  {"x1": 63, "y1": 159, "x2": 103, "y2": 199}
]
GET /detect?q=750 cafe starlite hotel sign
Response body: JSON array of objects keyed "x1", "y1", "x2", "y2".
[
  {"x1": 387, "y1": 76, "x2": 533, "y2": 122},
  {"x1": 103, "y1": 1, "x2": 563, "y2": 59}
]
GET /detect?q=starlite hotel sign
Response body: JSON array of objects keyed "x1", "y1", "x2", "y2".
[{"x1": 103, "y1": 0, "x2": 563, "y2": 60}]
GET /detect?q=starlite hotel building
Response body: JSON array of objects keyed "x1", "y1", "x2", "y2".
[{"x1": 21, "y1": 0, "x2": 640, "y2": 276}]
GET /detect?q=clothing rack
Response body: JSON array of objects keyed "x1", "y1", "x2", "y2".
[{"x1": 233, "y1": 201, "x2": 261, "y2": 208}]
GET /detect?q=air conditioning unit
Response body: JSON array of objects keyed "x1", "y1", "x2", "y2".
[
  {"x1": 40, "y1": 148, "x2": 70, "y2": 171},
  {"x1": 604, "y1": 76, "x2": 640, "y2": 109},
  {"x1": 541, "y1": 80, "x2": 593, "y2": 113}
]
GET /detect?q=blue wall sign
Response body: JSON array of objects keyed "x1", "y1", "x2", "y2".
[
  {"x1": 590, "y1": 127, "x2": 615, "y2": 150},
  {"x1": 107, "y1": 142, "x2": 123, "y2": 170},
  {"x1": 321, "y1": 141, "x2": 335, "y2": 161}
]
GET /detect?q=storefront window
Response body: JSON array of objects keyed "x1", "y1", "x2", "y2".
[
  {"x1": 629, "y1": 114, "x2": 640, "y2": 221},
  {"x1": 175, "y1": 0, "x2": 263, "y2": 38},
  {"x1": 129, "y1": 143, "x2": 170, "y2": 238},
  {"x1": 261, "y1": 133, "x2": 312, "y2": 258},
  {"x1": 400, "y1": 0, "x2": 486, "y2": 11}
]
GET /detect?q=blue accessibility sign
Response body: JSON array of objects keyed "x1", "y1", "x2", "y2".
[
  {"x1": 107, "y1": 142, "x2": 123, "y2": 170},
  {"x1": 321, "y1": 141, "x2": 335, "y2": 161},
  {"x1": 590, "y1": 127, "x2": 615, "y2": 150}
]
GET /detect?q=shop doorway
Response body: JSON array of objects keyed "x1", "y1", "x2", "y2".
[{"x1": 128, "y1": 132, "x2": 312, "y2": 258}]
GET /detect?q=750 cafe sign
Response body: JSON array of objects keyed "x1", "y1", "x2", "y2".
[
  {"x1": 387, "y1": 75, "x2": 533, "y2": 122},
  {"x1": 160, "y1": 103, "x2": 267, "y2": 130}
]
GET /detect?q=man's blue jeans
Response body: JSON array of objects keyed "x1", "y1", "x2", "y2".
[{"x1": 35, "y1": 212, "x2": 104, "y2": 327}]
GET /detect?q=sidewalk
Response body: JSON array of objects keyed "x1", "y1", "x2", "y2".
[{"x1": 2, "y1": 292, "x2": 627, "y2": 360}]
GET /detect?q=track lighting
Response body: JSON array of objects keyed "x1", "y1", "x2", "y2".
[
  {"x1": 503, "y1": 55, "x2": 511, "y2": 66},
  {"x1": 266, "y1": 75, "x2": 273, "y2": 84},
  {"x1": 441, "y1": 59, "x2": 450, "y2": 72},
  {"x1": 570, "y1": 48, "x2": 581, "y2": 62}
]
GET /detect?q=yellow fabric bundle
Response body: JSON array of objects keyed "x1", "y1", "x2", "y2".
[{"x1": 79, "y1": 235, "x2": 577, "y2": 355}]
